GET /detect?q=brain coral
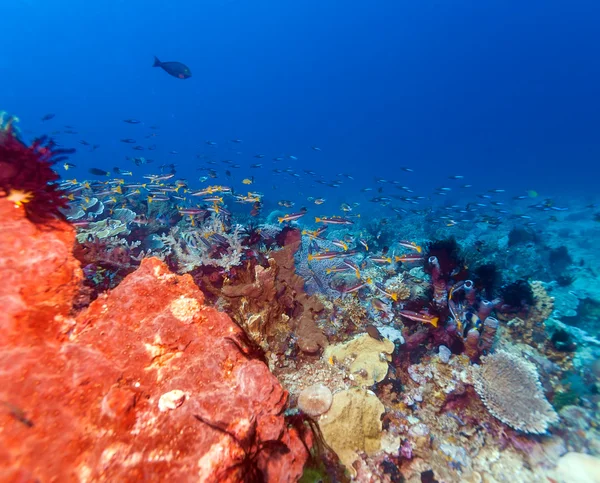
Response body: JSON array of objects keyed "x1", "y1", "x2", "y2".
[{"x1": 473, "y1": 350, "x2": 559, "y2": 434}]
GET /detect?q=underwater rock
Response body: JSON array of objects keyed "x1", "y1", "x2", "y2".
[
  {"x1": 473, "y1": 350, "x2": 559, "y2": 434},
  {"x1": 297, "y1": 383, "x2": 333, "y2": 417},
  {"x1": 318, "y1": 388, "x2": 386, "y2": 477},
  {"x1": 0, "y1": 256, "x2": 308, "y2": 482},
  {"x1": 0, "y1": 197, "x2": 82, "y2": 344},
  {"x1": 438, "y1": 345, "x2": 452, "y2": 363},
  {"x1": 551, "y1": 452, "x2": 600, "y2": 483},
  {"x1": 324, "y1": 333, "x2": 395, "y2": 386}
]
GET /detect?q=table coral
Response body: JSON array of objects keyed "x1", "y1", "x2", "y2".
[{"x1": 473, "y1": 350, "x2": 559, "y2": 434}]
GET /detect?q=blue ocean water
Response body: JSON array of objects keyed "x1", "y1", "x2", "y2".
[{"x1": 3, "y1": 0, "x2": 599, "y2": 205}]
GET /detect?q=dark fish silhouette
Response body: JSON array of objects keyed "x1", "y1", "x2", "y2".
[
  {"x1": 89, "y1": 168, "x2": 110, "y2": 176},
  {"x1": 153, "y1": 56, "x2": 191, "y2": 79},
  {"x1": 41, "y1": 113, "x2": 55, "y2": 121}
]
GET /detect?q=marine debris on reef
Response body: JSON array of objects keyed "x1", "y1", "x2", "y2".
[{"x1": 1, "y1": 116, "x2": 600, "y2": 482}]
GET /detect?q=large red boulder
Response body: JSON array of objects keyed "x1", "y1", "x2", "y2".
[
  {"x1": 0, "y1": 197, "x2": 83, "y2": 346},
  {"x1": 0, "y1": 198, "x2": 308, "y2": 482}
]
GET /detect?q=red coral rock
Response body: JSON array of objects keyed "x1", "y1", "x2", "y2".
[
  {"x1": 0, "y1": 219, "x2": 309, "y2": 482},
  {"x1": 0, "y1": 198, "x2": 82, "y2": 345}
]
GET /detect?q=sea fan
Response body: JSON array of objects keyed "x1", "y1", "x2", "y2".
[{"x1": 0, "y1": 113, "x2": 74, "y2": 223}]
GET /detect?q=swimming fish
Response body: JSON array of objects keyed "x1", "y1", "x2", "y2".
[
  {"x1": 153, "y1": 56, "x2": 192, "y2": 79},
  {"x1": 278, "y1": 212, "x2": 306, "y2": 223},
  {"x1": 88, "y1": 168, "x2": 110, "y2": 176}
]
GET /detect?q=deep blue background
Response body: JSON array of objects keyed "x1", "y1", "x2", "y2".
[{"x1": 2, "y1": 0, "x2": 599, "y2": 202}]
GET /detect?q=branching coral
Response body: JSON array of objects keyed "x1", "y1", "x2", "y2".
[
  {"x1": 75, "y1": 218, "x2": 130, "y2": 243},
  {"x1": 157, "y1": 217, "x2": 243, "y2": 272},
  {"x1": 0, "y1": 112, "x2": 74, "y2": 223},
  {"x1": 384, "y1": 273, "x2": 412, "y2": 301},
  {"x1": 335, "y1": 296, "x2": 368, "y2": 328},
  {"x1": 473, "y1": 350, "x2": 559, "y2": 434}
]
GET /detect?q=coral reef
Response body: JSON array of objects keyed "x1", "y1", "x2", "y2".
[
  {"x1": 473, "y1": 350, "x2": 559, "y2": 434},
  {"x1": 3, "y1": 116, "x2": 600, "y2": 482},
  {"x1": 158, "y1": 217, "x2": 244, "y2": 271},
  {"x1": 297, "y1": 384, "x2": 333, "y2": 417},
  {"x1": 215, "y1": 233, "x2": 328, "y2": 356},
  {"x1": 324, "y1": 334, "x2": 395, "y2": 386},
  {"x1": 550, "y1": 452, "x2": 600, "y2": 483},
  {"x1": 0, "y1": 201, "x2": 309, "y2": 481},
  {"x1": 318, "y1": 388, "x2": 387, "y2": 477}
]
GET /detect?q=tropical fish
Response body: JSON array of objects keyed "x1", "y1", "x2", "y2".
[
  {"x1": 331, "y1": 240, "x2": 349, "y2": 251},
  {"x1": 88, "y1": 168, "x2": 110, "y2": 176},
  {"x1": 315, "y1": 216, "x2": 354, "y2": 225},
  {"x1": 398, "y1": 310, "x2": 439, "y2": 328},
  {"x1": 340, "y1": 280, "x2": 369, "y2": 294},
  {"x1": 307, "y1": 251, "x2": 344, "y2": 261},
  {"x1": 398, "y1": 240, "x2": 422, "y2": 253},
  {"x1": 153, "y1": 56, "x2": 192, "y2": 79},
  {"x1": 342, "y1": 259, "x2": 360, "y2": 278},
  {"x1": 113, "y1": 168, "x2": 133, "y2": 176},
  {"x1": 395, "y1": 254, "x2": 424, "y2": 263},
  {"x1": 278, "y1": 212, "x2": 306, "y2": 223}
]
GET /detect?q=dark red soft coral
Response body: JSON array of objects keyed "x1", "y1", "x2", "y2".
[{"x1": 0, "y1": 115, "x2": 74, "y2": 223}]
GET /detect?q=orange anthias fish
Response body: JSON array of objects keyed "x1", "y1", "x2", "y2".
[{"x1": 398, "y1": 310, "x2": 439, "y2": 328}]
